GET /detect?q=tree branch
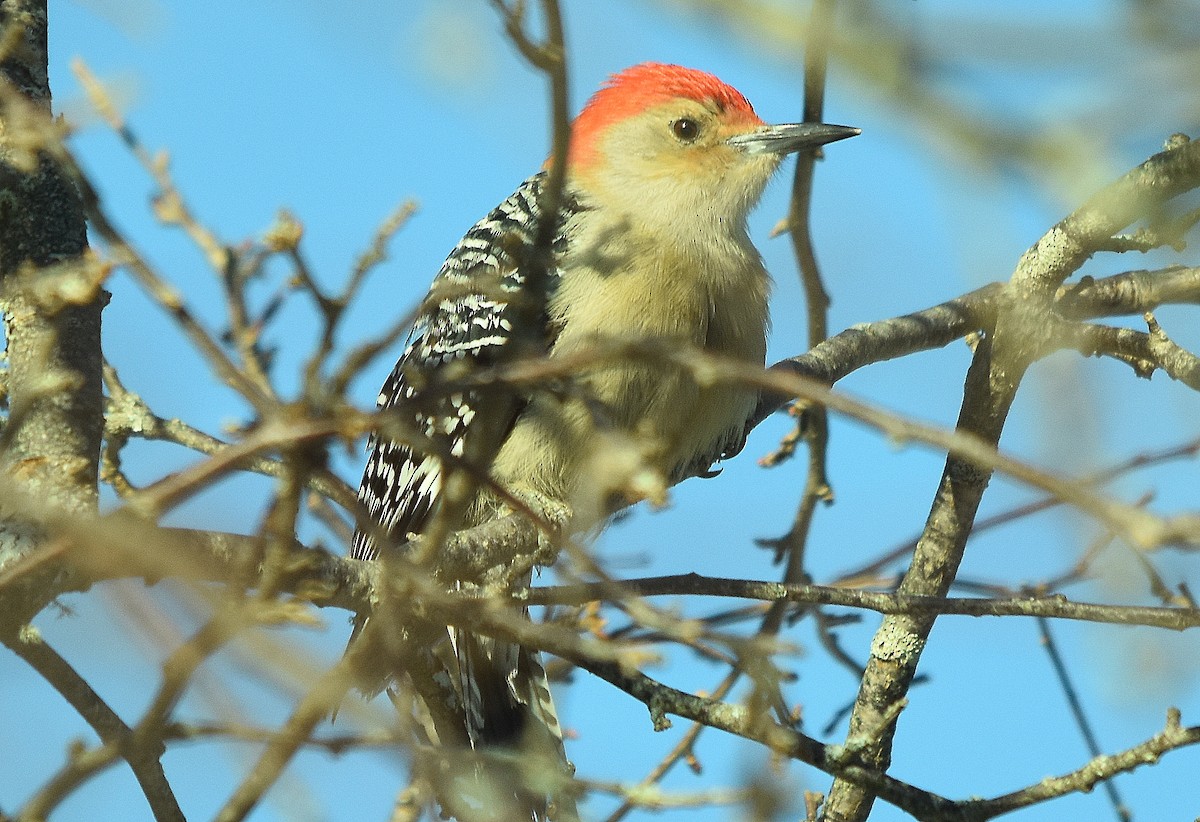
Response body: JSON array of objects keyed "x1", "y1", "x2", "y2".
[
  {"x1": 4, "y1": 629, "x2": 185, "y2": 822},
  {"x1": 823, "y1": 135, "x2": 1200, "y2": 821},
  {"x1": 517, "y1": 573, "x2": 1200, "y2": 631}
]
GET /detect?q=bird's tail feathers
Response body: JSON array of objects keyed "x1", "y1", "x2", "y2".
[{"x1": 442, "y1": 626, "x2": 575, "y2": 821}]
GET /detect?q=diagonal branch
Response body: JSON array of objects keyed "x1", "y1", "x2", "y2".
[
  {"x1": 822, "y1": 135, "x2": 1200, "y2": 821},
  {"x1": 4, "y1": 630, "x2": 185, "y2": 822}
]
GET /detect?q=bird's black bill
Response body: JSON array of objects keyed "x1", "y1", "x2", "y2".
[{"x1": 727, "y1": 122, "x2": 861, "y2": 155}]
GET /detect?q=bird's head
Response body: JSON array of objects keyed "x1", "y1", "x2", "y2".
[{"x1": 563, "y1": 63, "x2": 858, "y2": 228}]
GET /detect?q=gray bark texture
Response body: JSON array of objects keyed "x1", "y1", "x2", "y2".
[{"x1": 0, "y1": 0, "x2": 102, "y2": 626}]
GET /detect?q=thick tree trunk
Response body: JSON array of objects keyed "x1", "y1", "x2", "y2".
[{"x1": 0, "y1": 0, "x2": 102, "y2": 617}]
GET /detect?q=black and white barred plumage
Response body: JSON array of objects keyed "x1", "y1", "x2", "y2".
[
  {"x1": 349, "y1": 172, "x2": 574, "y2": 820},
  {"x1": 351, "y1": 172, "x2": 570, "y2": 562}
]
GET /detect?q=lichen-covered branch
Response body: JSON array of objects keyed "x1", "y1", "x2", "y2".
[{"x1": 822, "y1": 135, "x2": 1200, "y2": 822}]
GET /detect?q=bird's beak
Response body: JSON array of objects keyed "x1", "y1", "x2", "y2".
[{"x1": 727, "y1": 122, "x2": 860, "y2": 155}]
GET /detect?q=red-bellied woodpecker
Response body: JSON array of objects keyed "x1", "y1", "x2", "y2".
[{"x1": 350, "y1": 62, "x2": 857, "y2": 820}]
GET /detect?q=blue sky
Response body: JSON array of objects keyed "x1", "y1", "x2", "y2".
[{"x1": 3, "y1": 1, "x2": 1198, "y2": 820}]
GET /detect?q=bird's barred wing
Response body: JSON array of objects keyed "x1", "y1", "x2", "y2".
[{"x1": 351, "y1": 172, "x2": 570, "y2": 561}]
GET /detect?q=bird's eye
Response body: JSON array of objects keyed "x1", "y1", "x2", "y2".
[{"x1": 671, "y1": 118, "x2": 701, "y2": 142}]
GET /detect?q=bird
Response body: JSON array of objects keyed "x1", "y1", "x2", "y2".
[{"x1": 349, "y1": 62, "x2": 858, "y2": 820}]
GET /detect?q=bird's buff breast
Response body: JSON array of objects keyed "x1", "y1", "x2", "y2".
[{"x1": 488, "y1": 242, "x2": 769, "y2": 524}]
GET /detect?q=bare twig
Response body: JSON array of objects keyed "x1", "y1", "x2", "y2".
[
  {"x1": 1035, "y1": 615, "x2": 1132, "y2": 822},
  {"x1": 960, "y1": 709, "x2": 1199, "y2": 820},
  {"x1": 214, "y1": 641, "x2": 361, "y2": 822},
  {"x1": 5, "y1": 630, "x2": 185, "y2": 822},
  {"x1": 759, "y1": 0, "x2": 839, "y2": 632},
  {"x1": 102, "y1": 361, "x2": 359, "y2": 512},
  {"x1": 518, "y1": 573, "x2": 1200, "y2": 631}
]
